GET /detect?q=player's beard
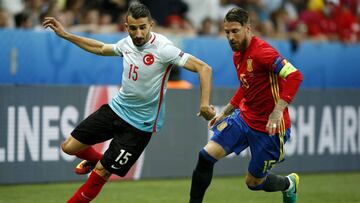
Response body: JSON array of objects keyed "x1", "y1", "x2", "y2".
[
  {"x1": 133, "y1": 32, "x2": 151, "y2": 47},
  {"x1": 133, "y1": 37, "x2": 146, "y2": 46},
  {"x1": 229, "y1": 39, "x2": 248, "y2": 52}
]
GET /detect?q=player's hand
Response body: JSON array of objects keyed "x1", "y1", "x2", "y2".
[
  {"x1": 197, "y1": 105, "x2": 216, "y2": 121},
  {"x1": 266, "y1": 109, "x2": 283, "y2": 135},
  {"x1": 42, "y1": 17, "x2": 66, "y2": 38},
  {"x1": 208, "y1": 113, "x2": 225, "y2": 129}
]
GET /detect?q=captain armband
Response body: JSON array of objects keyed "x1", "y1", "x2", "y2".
[
  {"x1": 279, "y1": 62, "x2": 297, "y2": 78},
  {"x1": 273, "y1": 56, "x2": 297, "y2": 78}
]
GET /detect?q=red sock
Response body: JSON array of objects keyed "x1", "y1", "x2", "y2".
[
  {"x1": 67, "y1": 171, "x2": 107, "y2": 203},
  {"x1": 75, "y1": 147, "x2": 102, "y2": 163}
]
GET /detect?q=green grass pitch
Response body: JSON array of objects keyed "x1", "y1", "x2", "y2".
[{"x1": 0, "y1": 172, "x2": 359, "y2": 203}]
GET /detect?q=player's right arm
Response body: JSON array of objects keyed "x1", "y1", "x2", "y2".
[
  {"x1": 208, "y1": 103, "x2": 235, "y2": 128},
  {"x1": 208, "y1": 87, "x2": 243, "y2": 128},
  {"x1": 42, "y1": 17, "x2": 116, "y2": 56}
]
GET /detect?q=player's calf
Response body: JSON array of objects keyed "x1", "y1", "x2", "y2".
[
  {"x1": 246, "y1": 173, "x2": 290, "y2": 192},
  {"x1": 67, "y1": 171, "x2": 108, "y2": 203},
  {"x1": 189, "y1": 149, "x2": 217, "y2": 203}
]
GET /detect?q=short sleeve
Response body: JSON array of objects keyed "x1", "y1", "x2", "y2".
[
  {"x1": 257, "y1": 44, "x2": 280, "y2": 71},
  {"x1": 112, "y1": 39, "x2": 125, "y2": 56},
  {"x1": 159, "y1": 43, "x2": 190, "y2": 66},
  {"x1": 230, "y1": 87, "x2": 244, "y2": 108}
]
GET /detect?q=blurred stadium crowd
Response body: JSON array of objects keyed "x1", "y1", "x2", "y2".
[{"x1": 0, "y1": 0, "x2": 359, "y2": 43}]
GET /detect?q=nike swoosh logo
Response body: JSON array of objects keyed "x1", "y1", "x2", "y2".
[
  {"x1": 124, "y1": 51, "x2": 134, "y2": 54},
  {"x1": 111, "y1": 164, "x2": 121, "y2": 170},
  {"x1": 81, "y1": 192, "x2": 92, "y2": 201}
]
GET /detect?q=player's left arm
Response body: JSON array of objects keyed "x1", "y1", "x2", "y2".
[
  {"x1": 159, "y1": 43, "x2": 215, "y2": 120},
  {"x1": 267, "y1": 56, "x2": 304, "y2": 134},
  {"x1": 273, "y1": 56, "x2": 304, "y2": 104},
  {"x1": 183, "y1": 55, "x2": 215, "y2": 121}
]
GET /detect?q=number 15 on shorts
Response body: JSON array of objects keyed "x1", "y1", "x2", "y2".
[{"x1": 111, "y1": 149, "x2": 132, "y2": 170}]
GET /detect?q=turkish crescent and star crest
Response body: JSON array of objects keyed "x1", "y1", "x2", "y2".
[{"x1": 143, "y1": 54, "x2": 154, "y2": 65}]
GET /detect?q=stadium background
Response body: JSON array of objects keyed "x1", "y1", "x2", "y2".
[{"x1": 1, "y1": 0, "x2": 360, "y2": 202}]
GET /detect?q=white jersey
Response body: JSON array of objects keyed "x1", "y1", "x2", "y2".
[{"x1": 109, "y1": 32, "x2": 190, "y2": 133}]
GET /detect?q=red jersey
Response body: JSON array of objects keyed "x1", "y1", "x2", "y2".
[{"x1": 230, "y1": 36, "x2": 302, "y2": 134}]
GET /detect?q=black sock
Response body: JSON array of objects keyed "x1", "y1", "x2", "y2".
[
  {"x1": 262, "y1": 173, "x2": 290, "y2": 192},
  {"x1": 189, "y1": 152, "x2": 215, "y2": 203}
]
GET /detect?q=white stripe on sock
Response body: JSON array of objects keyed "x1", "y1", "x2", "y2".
[{"x1": 284, "y1": 176, "x2": 294, "y2": 192}]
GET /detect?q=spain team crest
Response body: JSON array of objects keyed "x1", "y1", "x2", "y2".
[
  {"x1": 217, "y1": 121, "x2": 228, "y2": 131},
  {"x1": 247, "y1": 58, "x2": 253, "y2": 72}
]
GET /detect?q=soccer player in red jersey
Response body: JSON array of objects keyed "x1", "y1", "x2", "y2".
[{"x1": 189, "y1": 7, "x2": 303, "y2": 203}]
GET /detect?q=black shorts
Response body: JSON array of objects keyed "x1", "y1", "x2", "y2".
[{"x1": 71, "y1": 104, "x2": 152, "y2": 177}]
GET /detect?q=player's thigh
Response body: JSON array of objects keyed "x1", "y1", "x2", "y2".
[
  {"x1": 94, "y1": 161, "x2": 112, "y2": 180},
  {"x1": 71, "y1": 104, "x2": 117, "y2": 145},
  {"x1": 210, "y1": 109, "x2": 249, "y2": 155},
  {"x1": 100, "y1": 120, "x2": 152, "y2": 177},
  {"x1": 247, "y1": 129, "x2": 290, "y2": 178}
]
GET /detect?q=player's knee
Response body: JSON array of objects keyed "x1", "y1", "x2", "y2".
[
  {"x1": 94, "y1": 162, "x2": 111, "y2": 179},
  {"x1": 60, "y1": 141, "x2": 73, "y2": 155},
  {"x1": 246, "y1": 182, "x2": 262, "y2": 191},
  {"x1": 60, "y1": 139, "x2": 78, "y2": 155},
  {"x1": 61, "y1": 135, "x2": 86, "y2": 155},
  {"x1": 245, "y1": 176, "x2": 265, "y2": 191},
  {"x1": 203, "y1": 141, "x2": 226, "y2": 160}
]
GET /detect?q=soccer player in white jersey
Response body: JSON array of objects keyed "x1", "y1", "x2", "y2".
[{"x1": 43, "y1": 2, "x2": 215, "y2": 203}]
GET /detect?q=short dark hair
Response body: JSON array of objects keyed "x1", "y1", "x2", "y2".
[
  {"x1": 127, "y1": 2, "x2": 152, "y2": 20},
  {"x1": 224, "y1": 7, "x2": 249, "y2": 26},
  {"x1": 15, "y1": 11, "x2": 31, "y2": 27}
]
